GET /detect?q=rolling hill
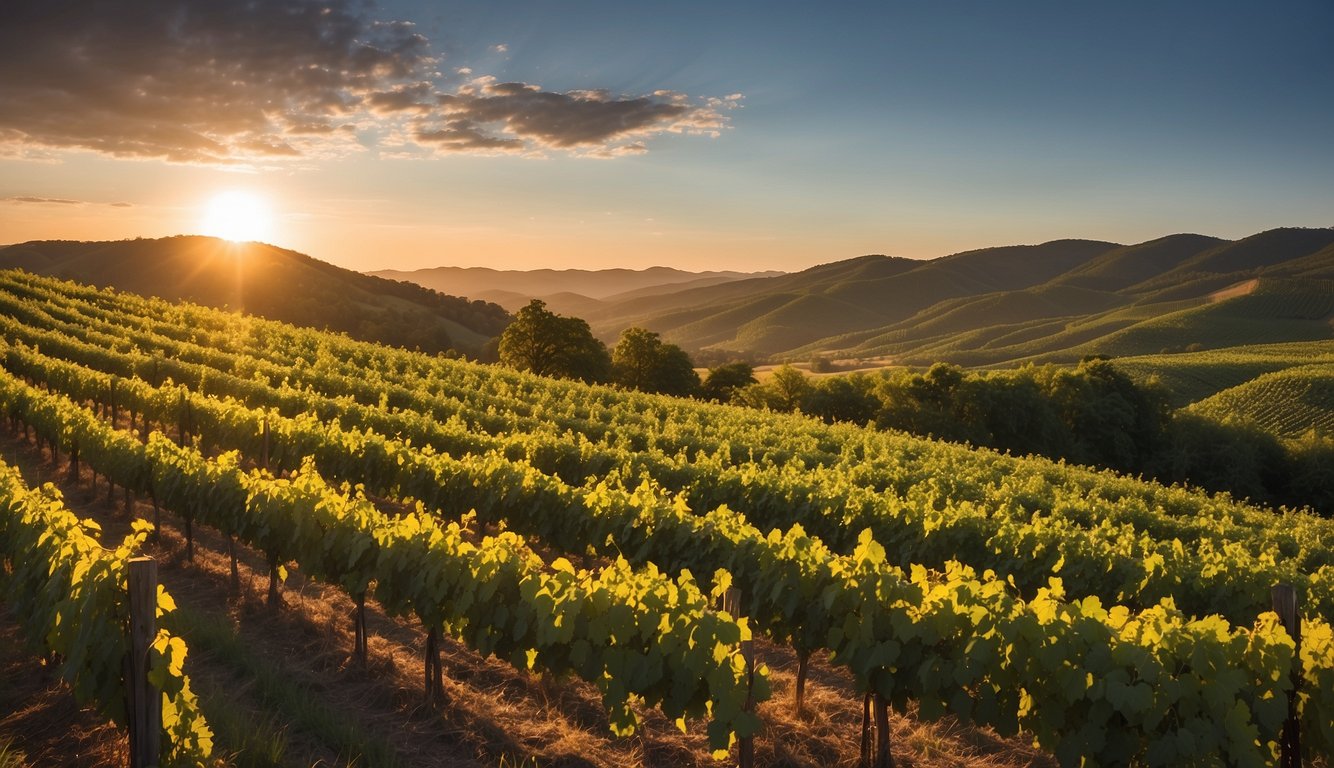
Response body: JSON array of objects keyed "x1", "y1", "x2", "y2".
[
  {"x1": 0, "y1": 236, "x2": 510, "y2": 356},
  {"x1": 477, "y1": 227, "x2": 1334, "y2": 364},
  {"x1": 1187, "y1": 364, "x2": 1334, "y2": 437},
  {"x1": 369, "y1": 264, "x2": 781, "y2": 314}
]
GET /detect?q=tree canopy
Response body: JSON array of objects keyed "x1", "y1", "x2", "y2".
[
  {"x1": 701, "y1": 362, "x2": 757, "y2": 403},
  {"x1": 611, "y1": 327, "x2": 700, "y2": 396},
  {"x1": 498, "y1": 299, "x2": 611, "y2": 383}
]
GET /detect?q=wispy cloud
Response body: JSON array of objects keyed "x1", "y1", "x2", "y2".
[
  {"x1": 0, "y1": 0, "x2": 738, "y2": 164},
  {"x1": 5, "y1": 196, "x2": 83, "y2": 205},
  {"x1": 4, "y1": 196, "x2": 133, "y2": 207}
]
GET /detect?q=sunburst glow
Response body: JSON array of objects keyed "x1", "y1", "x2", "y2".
[{"x1": 200, "y1": 191, "x2": 272, "y2": 243}]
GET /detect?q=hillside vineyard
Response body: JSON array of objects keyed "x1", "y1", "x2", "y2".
[{"x1": 0, "y1": 269, "x2": 1331, "y2": 766}]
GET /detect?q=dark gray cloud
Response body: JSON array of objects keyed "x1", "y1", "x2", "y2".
[
  {"x1": 0, "y1": 1, "x2": 736, "y2": 163},
  {"x1": 414, "y1": 80, "x2": 734, "y2": 155}
]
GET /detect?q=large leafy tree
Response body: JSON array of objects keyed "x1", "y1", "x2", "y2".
[
  {"x1": 498, "y1": 299, "x2": 611, "y2": 383},
  {"x1": 611, "y1": 327, "x2": 700, "y2": 396},
  {"x1": 700, "y1": 362, "x2": 757, "y2": 403}
]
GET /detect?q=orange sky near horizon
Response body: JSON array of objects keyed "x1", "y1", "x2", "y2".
[
  {"x1": 1, "y1": 161, "x2": 1287, "y2": 274},
  {"x1": 3, "y1": 2, "x2": 1332, "y2": 274}
]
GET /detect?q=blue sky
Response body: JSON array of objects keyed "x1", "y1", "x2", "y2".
[{"x1": 1, "y1": 1, "x2": 1330, "y2": 271}]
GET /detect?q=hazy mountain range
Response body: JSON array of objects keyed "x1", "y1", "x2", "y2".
[
  {"x1": 368, "y1": 265, "x2": 784, "y2": 316},
  {"x1": 385, "y1": 227, "x2": 1334, "y2": 365}
]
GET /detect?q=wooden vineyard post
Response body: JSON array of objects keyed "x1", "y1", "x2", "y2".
[
  {"x1": 1272, "y1": 584, "x2": 1302, "y2": 768},
  {"x1": 267, "y1": 561, "x2": 280, "y2": 606},
  {"x1": 873, "y1": 694, "x2": 893, "y2": 768},
  {"x1": 424, "y1": 625, "x2": 445, "y2": 706},
  {"x1": 860, "y1": 692, "x2": 872, "y2": 768},
  {"x1": 126, "y1": 557, "x2": 161, "y2": 768},
  {"x1": 353, "y1": 593, "x2": 368, "y2": 666},
  {"x1": 262, "y1": 414, "x2": 270, "y2": 471},
  {"x1": 857, "y1": 688, "x2": 893, "y2": 768},
  {"x1": 723, "y1": 588, "x2": 755, "y2": 768}
]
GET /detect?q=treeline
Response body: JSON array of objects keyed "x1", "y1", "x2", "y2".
[
  {"x1": 732, "y1": 359, "x2": 1334, "y2": 516},
  {"x1": 496, "y1": 300, "x2": 701, "y2": 395},
  {"x1": 492, "y1": 301, "x2": 1332, "y2": 515}
]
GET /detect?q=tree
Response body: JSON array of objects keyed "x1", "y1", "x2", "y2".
[
  {"x1": 734, "y1": 365, "x2": 813, "y2": 412},
  {"x1": 611, "y1": 327, "x2": 700, "y2": 396},
  {"x1": 701, "y1": 362, "x2": 756, "y2": 403},
  {"x1": 805, "y1": 374, "x2": 878, "y2": 425},
  {"x1": 498, "y1": 300, "x2": 610, "y2": 383}
]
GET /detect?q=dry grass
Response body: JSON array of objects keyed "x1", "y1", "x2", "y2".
[
  {"x1": 1, "y1": 428, "x2": 1057, "y2": 768},
  {"x1": 0, "y1": 614, "x2": 127, "y2": 768}
]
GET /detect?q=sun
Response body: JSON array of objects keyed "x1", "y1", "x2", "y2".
[{"x1": 200, "y1": 191, "x2": 273, "y2": 243}]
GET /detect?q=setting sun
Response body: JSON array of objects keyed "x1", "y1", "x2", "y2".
[{"x1": 200, "y1": 191, "x2": 272, "y2": 243}]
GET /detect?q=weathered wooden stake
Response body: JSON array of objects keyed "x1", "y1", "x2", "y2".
[
  {"x1": 267, "y1": 561, "x2": 281, "y2": 606},
  {"x1": 262, "y1": 415, "x2": 271, "y2": 470},
  {"x1": 1272, "y1": 584, "x2": 1302, "y2": 768},
  {"x1": 425, "y1": 626, "x2": 445, "y2": 705},
  {"x1": 860, "y1": 691, "x2": 872, "y2": 768},
  {"x1": 184, "y1": 515, "x2": 194, "y2": 562},
  {"x1": 795, "y1": 649, "x2": 811, "y2": 716},
  {"x1": 873, "y1": 694, "x2": 893, "y2": 768},
  {"x1": 720, "y1": 587, "x2": 756, "y2": 768},
  {"x1": 353, "y1": 593, "x2": 368, "y2": 666},
  {"x1": 126, "y1": 557, "x2": 161, "y2": 768}
]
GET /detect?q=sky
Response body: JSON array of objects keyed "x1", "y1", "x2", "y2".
[{"x1": 1, "y1": 0, "x2": 1332, "y2": 273}]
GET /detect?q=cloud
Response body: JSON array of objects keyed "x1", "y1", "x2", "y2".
[
  {"x1": 4, "y1": 196, "x2": 133, "y2": 207},
  {"x1": 0, "y1": 1, "x2": 738, "y2": 163},
  {"x1": 492, "y1": 44, "x2": 509, "y2": 54},
  {"x1": 5, "y1": 196, "x2": 81, "y2": 205},
  {"x1": 416, "y1": 81, "x2": 734, "y2": 156}
]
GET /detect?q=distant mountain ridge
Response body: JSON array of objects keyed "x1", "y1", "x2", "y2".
[
  {"x1": 393, "y1": 227, "x2": 1334, "y2": 364},
  {"x1": 369, "y1": 265, "x2": 783, "y2": 314},
  {"x1": 0, "y1": 236, "x2": 510, "y2": 356}
]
